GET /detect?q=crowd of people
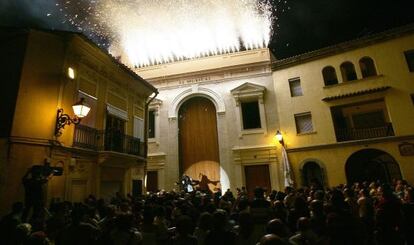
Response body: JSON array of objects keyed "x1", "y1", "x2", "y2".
[{"x1": 1, "y1": 180, "x2": 414, "y2": 245}]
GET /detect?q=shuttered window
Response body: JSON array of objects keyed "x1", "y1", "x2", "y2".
[
  {"x1": 133, "y1": 116, "x2": 144, "y2": 140},
  {"x1": 295, "y1": 112, "x2": 313, "y2": 134},
  {"x1": 289, "y1": 78, "x2": 303, "y2": 97}
]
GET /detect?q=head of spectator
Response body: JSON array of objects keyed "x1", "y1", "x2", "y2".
[
  {"x1": 198, "y1": 212, "x2": 213, "y2": 231},
  {"x1": 258, "y1": 234, "x2": 284, "y2": 245},
  {"x1": 266, "y1": 218, "x2": 289, "y2": 238},
  {"x1": 176, "y1": 215, "x2": 194, "y2": 237},
  {"x1": 212, "y1": 209, "x2": 228, "y2": 231}
]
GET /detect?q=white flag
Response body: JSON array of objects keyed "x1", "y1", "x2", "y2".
[{"x1": 281, "y1": 145, "x2": 294, "y2": 187}]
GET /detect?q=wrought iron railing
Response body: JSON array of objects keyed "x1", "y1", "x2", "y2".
[
  {"x1": 73, "y1": 124, "x2": 99, "y2": 150},
  {"x1": 335, "y1": 123, "x2": 394, "y2": 142},
  {"x1": 73, "y1": 125, "x2": 144, "y2": 157}
]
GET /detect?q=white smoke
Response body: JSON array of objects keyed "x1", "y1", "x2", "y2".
[{"x1": 95, "y1": 0, "x2": 273, "y2": 67}]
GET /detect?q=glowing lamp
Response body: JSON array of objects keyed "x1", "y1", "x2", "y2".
[
  {"x1": 275, "y1": 130, "x2": 284, "y2": 145},
  {"x1": 72, "y1": 98, "x2": 90, "y2": 118},
  {"x1": 55, "y1": 98, "x2": 90, "y2": 136},
  {"x1": 67, "y1": 67, "x2": 76, "y2": 79}
]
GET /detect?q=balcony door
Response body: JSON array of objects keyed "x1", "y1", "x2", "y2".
[
  {"x1": 105, "y1": 114, "x2": 125, "y2": 152},
  {"x1": 179, "y1": 97, "x2": 220, "y2": 193}
]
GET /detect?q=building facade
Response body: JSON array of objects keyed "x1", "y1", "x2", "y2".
[
  {"x1": 0, "y1": 28, "x2": 157, "y2": 215},
  {"x1": 136, "y1": 49, "x2": 283, "y2": 194},
  {"x1": 272, "y1": 25, "x2": 414, "y2": 187}
]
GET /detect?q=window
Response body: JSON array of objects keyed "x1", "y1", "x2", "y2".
[
  {"x1": 405, "y1": 50, "x2": 414, "y2": 72},
  {"x1": 322, "y1": 66, "x2": 338, "y2": 86},
  {"x1": 340, "y1": 62, "x2": 357, "y2": 82},
  {"x1": 105, "y1": 114, "x2": 126, "y2": 152},
  {"x1": 133, "y1": 116, "x2": 144, "y2": 140},
  {"x1": 241, "y1": 101, "x2": 261, "y2": 129},
  {"x1": 231, "y1": 82, "x2": 267, "y2": 135},
  {"x1": 359, "y1": 57, "x2": 377, "y2": 78},
  {"x1": 289, "y1": 77, "x2": 303, "y2": 97},
  {"x1": 148, "y1": 110, "x2": 155, "y2": 138},
  {"x1": 295, "y1": 112, "x2": 313, "y2": 134}
]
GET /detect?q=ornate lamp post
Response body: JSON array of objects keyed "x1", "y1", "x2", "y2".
[{"x1": 55, "y1": 98, "x2": 90, "y2": 136}]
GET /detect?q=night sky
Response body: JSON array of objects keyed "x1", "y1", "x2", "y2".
[
  {"x1": 1, "y1": 0, "x2": 413, "y2": 59},
  {"x1": 271, "y1": 0, "x2": 414, "y2": 58}
]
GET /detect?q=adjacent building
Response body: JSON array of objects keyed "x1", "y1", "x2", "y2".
[
  {"x1": 272, "y1": 24, "x2": 414, "y2": 187},
  {"x1": 0, "y1": 27, "x2": 157, "y2": 214}
]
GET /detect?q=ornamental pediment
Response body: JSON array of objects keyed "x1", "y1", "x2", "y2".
[
  {"x1": 231, "y1": 82, "x2": 266, "y2": 96},
  {"x1": 231, "y1": 82, "x2": 266, "y2": 102}
]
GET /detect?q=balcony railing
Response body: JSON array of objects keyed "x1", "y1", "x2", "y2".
[
  {"x1": 73, "y1": 124, "x2": 145, "y2": 157},
  {"x1": 73, "y1": 124, "x2": 99, "y2": 150},
  {"x1": 335, "y1": 123, "x2": 395, "y2": 142}
]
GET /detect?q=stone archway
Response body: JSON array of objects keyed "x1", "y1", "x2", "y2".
[
  {"x1": 345, "y1": 149, "x2": 402, "y2": 184},
  {"x1": 169, "y1": 85, "x2": 225, "y2": 119}
]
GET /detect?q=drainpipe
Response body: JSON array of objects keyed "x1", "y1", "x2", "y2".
[{"x1": 143, "y1": 91, "x2": 158, "y2": 193}]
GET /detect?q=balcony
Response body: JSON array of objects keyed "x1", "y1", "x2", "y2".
[
  {"x1": 335, "y1": 123, "x2": 395, "y2": 142},
  {"x1": 73, "y1": 124, "x2": 145, "y2": 157}
]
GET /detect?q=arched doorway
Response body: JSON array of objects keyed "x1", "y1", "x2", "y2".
[
  {"x1": 302, "y1": 161, "x2": 325, "y2": 188},
  {"x1": 178, "y1": 97, "x2": 221, "y2": 192},
  {"x1": 345, "y1": 149, "x2": 402, "y2": 184}
]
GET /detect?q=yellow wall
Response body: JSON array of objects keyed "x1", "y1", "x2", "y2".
[
  {"x1": 273, "y1": 32, "x2": 414, "y2": 187},
  {"x1": 0, "y1": 29, "x2": 154, "y2": 215},
  {"x1": 273, "y1": 34, "x2": 414, "y2": 148},
  {"x1": 287, "y1": 140, "x2": 414, "y2": 186}
]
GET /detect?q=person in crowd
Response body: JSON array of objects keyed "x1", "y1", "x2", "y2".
[
  {"x1": 289, "y1": 217, "x2": 318, "y2": 245},
  {"x1": 0, "y1": 202, "x2": 24, "y2": 244}
]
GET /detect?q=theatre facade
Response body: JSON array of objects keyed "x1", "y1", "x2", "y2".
[{"x1": 136, "y1": 48, "x2": 281, "y2": 194}]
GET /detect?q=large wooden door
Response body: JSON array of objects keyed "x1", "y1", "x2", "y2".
[
  {"x1": 244, "y1": 165, "x2": 271, "y2": 198},
  {"x1": 179, "y1": 97, "x2": 220, "y2": 192}
]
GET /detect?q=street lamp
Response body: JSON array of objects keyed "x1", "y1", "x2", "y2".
[
  {"x1": 275, "y1": 130, "x2": 284, "y2": 146},
  {"x1": 55, "y1": 98, "x2": 90, "y2": 136}
]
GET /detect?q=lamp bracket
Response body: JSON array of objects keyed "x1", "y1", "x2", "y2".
[{"x1": 55, "y1": 108, "x2": 81, "y2": 137}]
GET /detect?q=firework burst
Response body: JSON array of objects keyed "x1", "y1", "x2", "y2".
[{"x1": 55, "y1": 0, "x2": 289, "y2": 67}]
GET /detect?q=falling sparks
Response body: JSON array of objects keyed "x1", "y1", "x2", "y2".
[{"x1": 55, "y1": 0, "x2": 289, "y2": 68}]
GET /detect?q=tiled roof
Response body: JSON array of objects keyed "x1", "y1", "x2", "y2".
[{"x1": 322, "y1": 86, "x2": 391, "y2": 102}]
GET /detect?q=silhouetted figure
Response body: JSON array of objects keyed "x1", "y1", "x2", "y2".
[
  {"x1": 205, "y1": 209, "x2": 236, "y2": 245},
  {"x1": 197, "y1": 173, "x2": 219, "y2": 194},
  {"x1": 171, "y1": 215, "x2": 197, "y2": 245},
  {"x1": 22, "y1": 160, "x2": 53, "y2": 222},
  {"x1": 181, "y1": 174, "x2": 194, "y2": 192}
]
